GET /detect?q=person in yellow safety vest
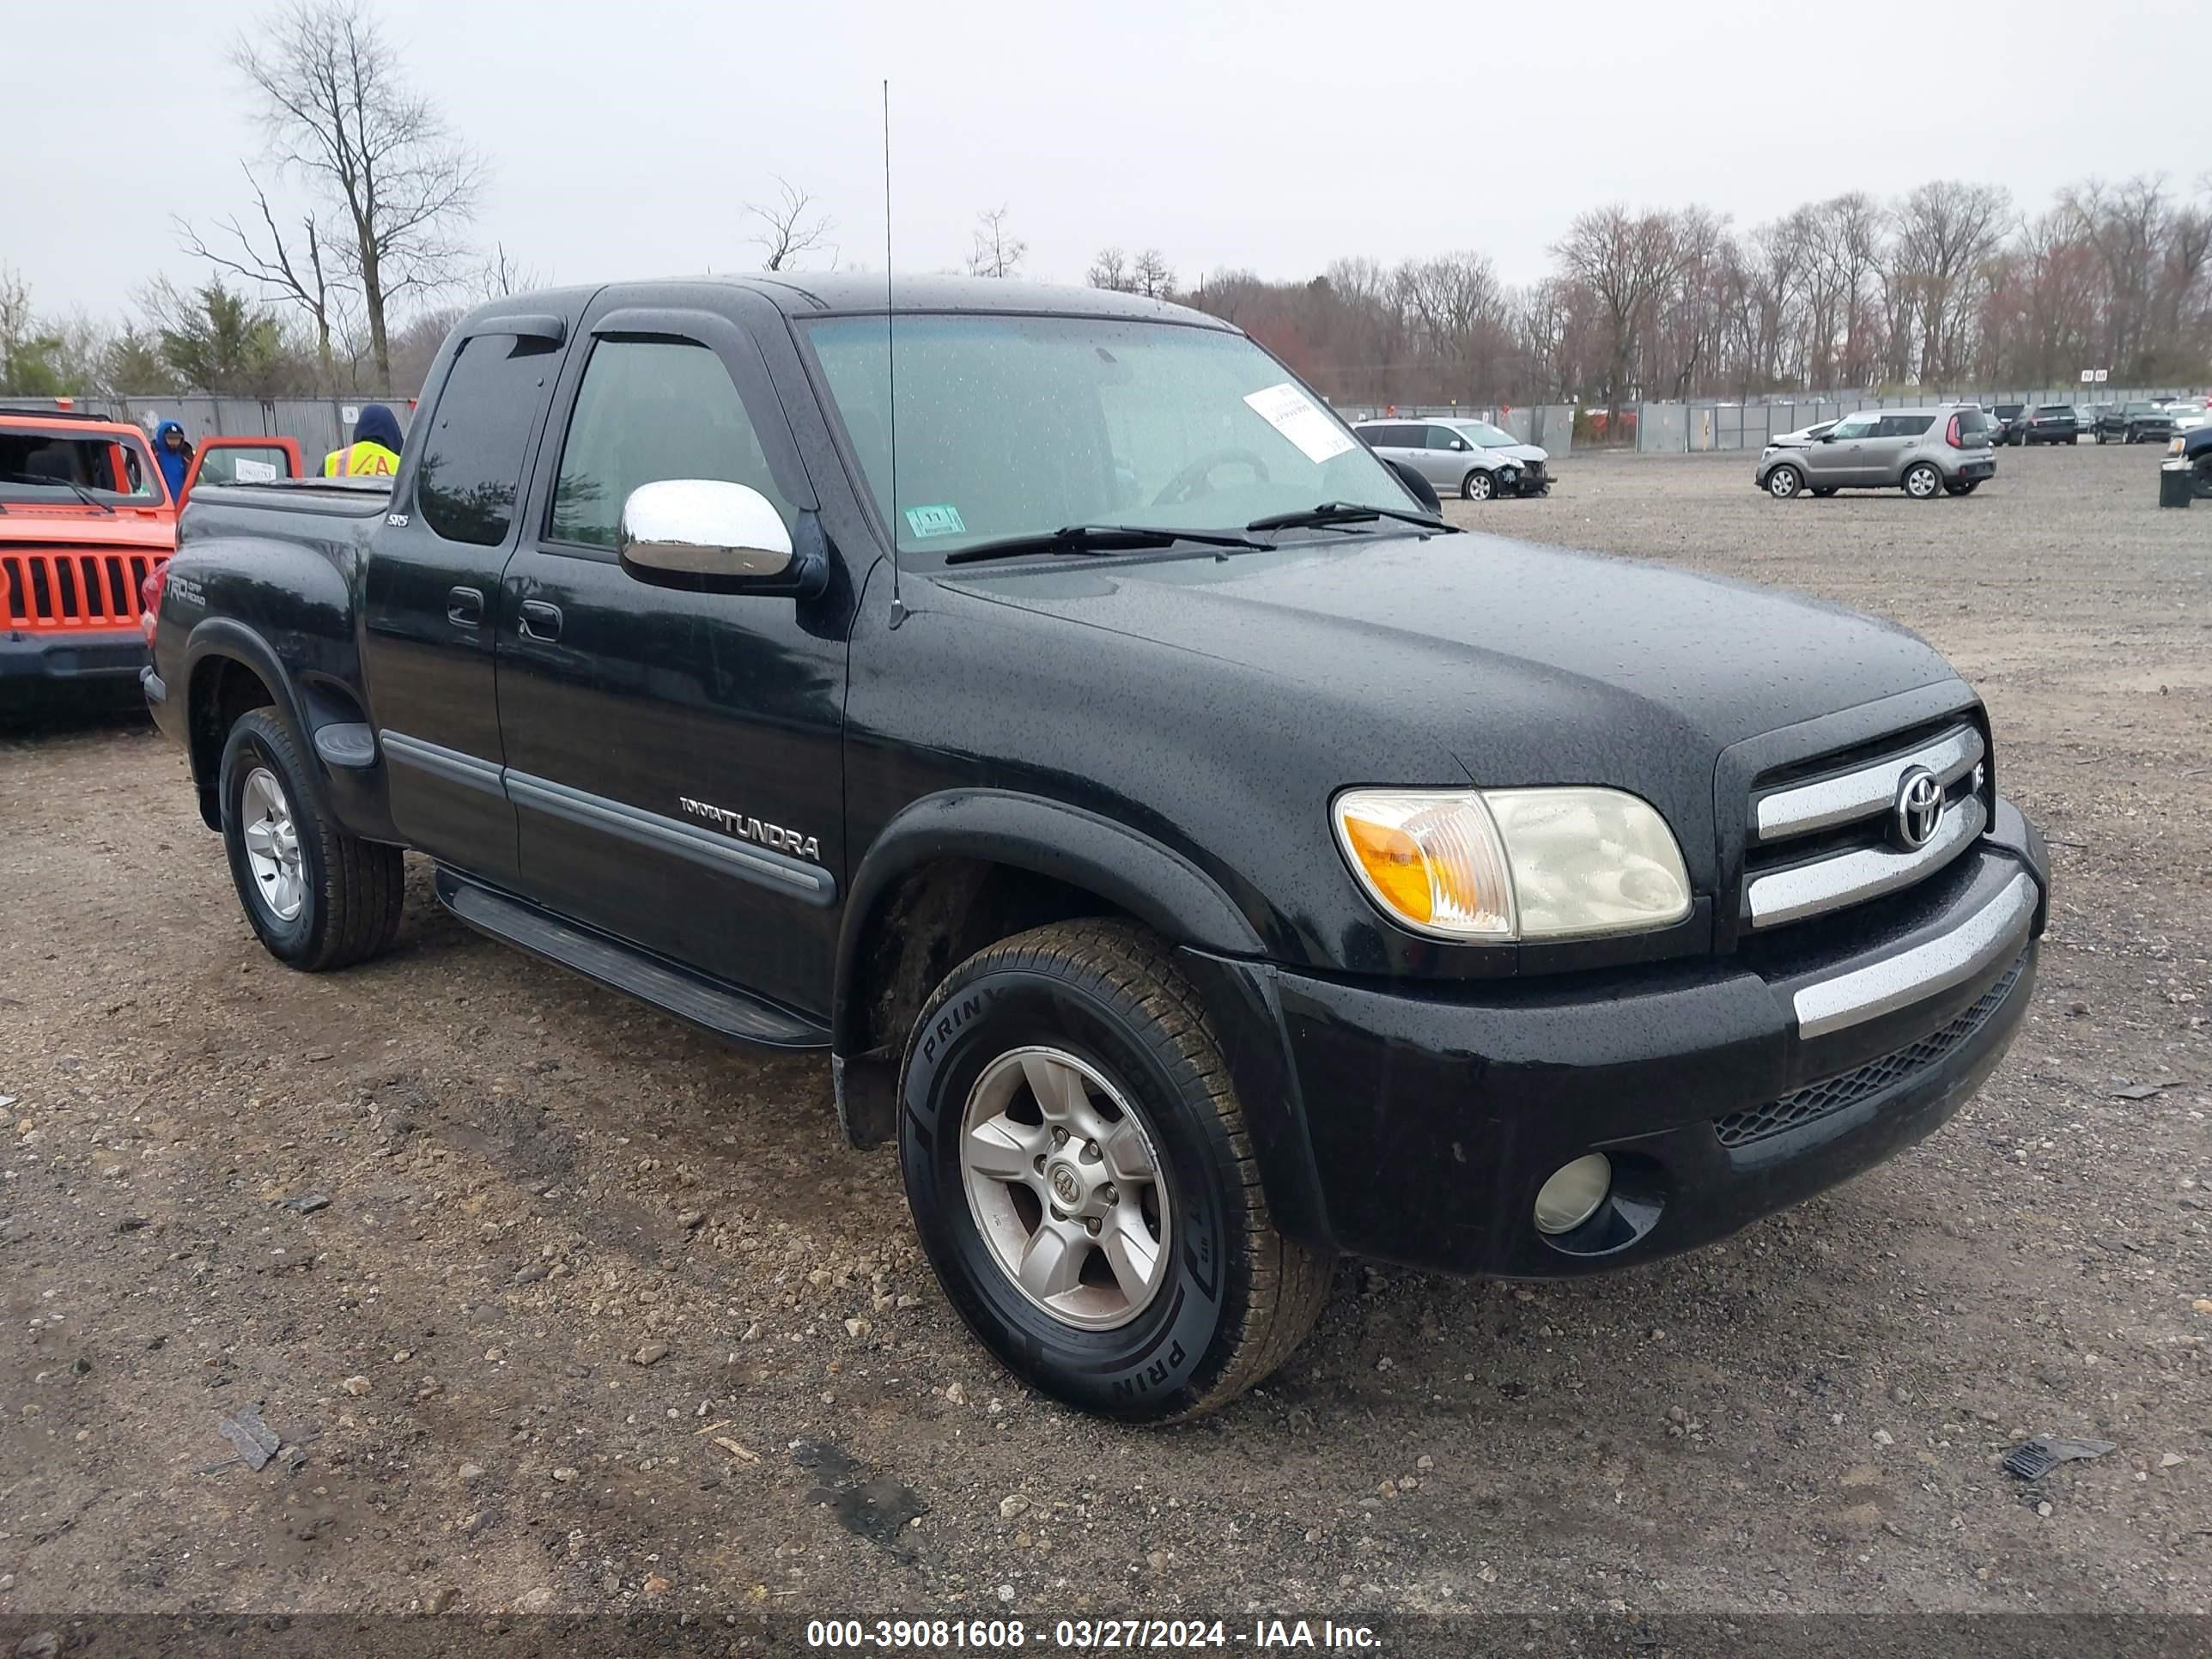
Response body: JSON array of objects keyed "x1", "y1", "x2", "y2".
[{"x1": 323, "y1": 403, "x2": 405, "y2": 477}]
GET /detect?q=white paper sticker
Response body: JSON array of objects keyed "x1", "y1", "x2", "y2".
[
  {"x1": 1243, "y1": 382, "x2": 1357, "y2": 465},
  {"x1": 341, "y1": 405, "x2": 360, "y2": 424},
  {"x1": 233, "y1": 458, "x2": 279, "y2": 483}
]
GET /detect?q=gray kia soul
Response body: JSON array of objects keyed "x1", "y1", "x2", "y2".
[{"x1": 1755, "y1": 404, "x2": 1996, "y2": 500}]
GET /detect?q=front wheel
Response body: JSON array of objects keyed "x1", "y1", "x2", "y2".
[
  {"x1": 1462, "y1": 469, "x2": 1494, "y2": 501},
  {"x1": 219, "y1": 709, "x2": 405, "y2": 970},
  {"x1": 2195, "y1": 458, "x2": 2212, "y2": 500},
  {"x1": 1903, "y1": 462, "x2": 1942, "y2": 499},
  {"x1": 2096, "y1": 429, "x2": 2108, "y2": 444},
  {"x1": 1766, "y1": 464, "x2": 1805, "y2": 500},
  {"x1": 898, "y1": 921, "x2": 1333, "y2": 1421}
]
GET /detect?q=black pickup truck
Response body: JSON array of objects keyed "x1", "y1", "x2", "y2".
[{"x1": 146, "y1": 276, "x2": 2050, "y2": 1421}]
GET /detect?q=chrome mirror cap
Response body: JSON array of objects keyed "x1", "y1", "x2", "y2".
[{"x1": 618, "y1": 479, "x2": 793, "y2": 578}]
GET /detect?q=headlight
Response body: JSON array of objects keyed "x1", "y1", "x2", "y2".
[
  {"x1": 1333, "y1": 787, "x2": 1692, "y2": 941},
  {"x1": 2172, "y1": 437, "x2": 2188, "y2": 456}
]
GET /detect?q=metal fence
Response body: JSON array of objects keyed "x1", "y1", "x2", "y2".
[
  {"x1": 1, "y1": 394, "x2": 414, "y2": 466},
  {"x1": 1638, "y1": 386, "x2": 2200, "y2": 454}
]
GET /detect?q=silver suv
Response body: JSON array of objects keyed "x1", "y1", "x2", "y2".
[{"x1": 1754, "y1": 404, "x2": 1996, "y2": 501}]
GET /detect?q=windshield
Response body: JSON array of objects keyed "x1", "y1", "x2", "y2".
[
  {"x1": 0, "y1": 427, "x2": 165, "y2": 505},
  {"x1": 802, "y1": 313, "x2": 1420, "y2": 556},
  {"x1": 1448, "y1": 421, "x2": 1520, "y2": 449}
]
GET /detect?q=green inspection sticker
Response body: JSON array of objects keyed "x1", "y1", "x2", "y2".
[{"x1": 903, "y1": 503, "x2": 967, "y2": 538}]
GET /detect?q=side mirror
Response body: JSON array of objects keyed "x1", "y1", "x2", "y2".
[
  {"x1": 618, "y1": 479, "x2": 818, "y2": 596},
  {"x1": 1385, "y1": 457, "x2": 1441, "y2": 514},
  {"x1": 1818, "y1": 431, "x2": 1838, "y2": 442},
  {"x1": 1450, "y1": 438, "x2": 1468, "y2": 452}
]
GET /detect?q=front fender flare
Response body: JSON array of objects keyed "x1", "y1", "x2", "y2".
[
  {"x1": 831, "y1": 789, "x2": 1331, "y2": 1245},
  {"x1": 834, "y1": 789, "x2": 1267, "y2": 1054}
]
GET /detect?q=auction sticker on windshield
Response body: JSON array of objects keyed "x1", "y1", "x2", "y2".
[
  {"x1": 1244, "y1": 382, "x2": 1357, "y2": 465},
  {"x1": 904, "y1": 503, "x2": 967, "y2": 538}
]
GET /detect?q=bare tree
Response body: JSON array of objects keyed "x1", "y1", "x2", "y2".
[
  {"x1": 178, "y1": 163, "x2": 348, "y2": 392},
  {"x1": 1131, "y1": 249, "x2": 1175, "y2": 299},
  {"x1": 1892, "y1": 180, "x2": 2012, "y2": 383},
  {"x1": 476, "y1": 241, "x2": 543, "y2": 299},
  {"x1": 1551, "y1": 206, "x2": 1686, "y2": 428},
  {"x1": 744, "y1": 178, "x2": 836, "y2": 271},
  {"x1": 1088, "y1": 246, "x2": 1133, "y2": 291},
  {"x1": 231, "y1": 0, "x2": 484, "y2": 392},
  {"x1": 966, "y1": 207, "x2": 1026, "y2": 279}
]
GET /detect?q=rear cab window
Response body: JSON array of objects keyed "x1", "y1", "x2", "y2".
[
  {"x1": 416, "y1": 332, "x2": 564, "y2": 546},
  {"x1": 1875, "y1": 415, "x2": 1936, "y2": 437}
]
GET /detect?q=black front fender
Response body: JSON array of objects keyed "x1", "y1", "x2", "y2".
[{"x1": 836, "y1": 789, "x2": 1266, "y2": 1048}]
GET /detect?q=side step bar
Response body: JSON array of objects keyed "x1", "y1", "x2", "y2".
[{"x1": 434, "y1": 869, "x2": 830, "y2": 1051}]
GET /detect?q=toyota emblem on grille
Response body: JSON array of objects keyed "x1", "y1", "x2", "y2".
[{"x1": 1892, "y1": 766, "x2": 1943, "y2": 850}]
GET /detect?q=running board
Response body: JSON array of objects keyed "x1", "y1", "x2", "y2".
[{"x1": 434, "y1": 870, "x2": 830, "y2": 1050}]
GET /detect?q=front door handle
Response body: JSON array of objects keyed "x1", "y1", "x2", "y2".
[
  {"x1": 447, "y1": 586, "x2": 484, "y2": 628},
  {"x1": 518, "y1": 599, "x2": 562, "y2": 643}
]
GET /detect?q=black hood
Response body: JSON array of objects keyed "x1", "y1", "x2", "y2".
[
  {"x1": 938, "y1": 531, "x2": 1963, "y2": 892},
  {"x1": 940, "y1": 531, "x2": 1953, "y2": 757}
]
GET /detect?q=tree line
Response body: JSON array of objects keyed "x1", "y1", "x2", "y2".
[
  {"x1": 4, "y1": 0, "x2": 2207, "y2": 411},
  {"x1": 1180, "y1": 178, "x2": 2211, "y2": 418}
]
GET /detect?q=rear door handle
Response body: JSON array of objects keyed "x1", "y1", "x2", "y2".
[
  {"x1": 518, "y1": 599, "x2": 562, "y2": 643},
  {"x1": 447, "y1": 586, "x2": 484, "y2": 628}
]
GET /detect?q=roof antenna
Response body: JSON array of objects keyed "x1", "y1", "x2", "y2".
[{"x1": 883, "y1": 78, "x2": 907, "y2": 629}]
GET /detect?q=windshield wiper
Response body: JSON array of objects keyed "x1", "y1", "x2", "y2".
[
  {"x1": 943, "y1": 523, "x2": 1269, "y2": 567},
  {"x1": 0, "y1": 471, "x2": 114, "y2": 513},
  {"x1": 1245, "y1": 501, "x2": 1454, "y2": 535}
]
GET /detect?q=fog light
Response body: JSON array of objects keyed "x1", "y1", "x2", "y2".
[{"x1": 1534, "y1": 1154, "x2": 1612, "y2": 1236}]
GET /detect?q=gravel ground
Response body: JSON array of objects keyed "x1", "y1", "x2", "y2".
[{"x1": 1, "y1": 441, "x2": 2206, "y2": 1632}]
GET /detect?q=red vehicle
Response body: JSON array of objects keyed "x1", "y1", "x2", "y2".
[{"x1": 1, "y1": 410, "x2": 299, "y2": 698}]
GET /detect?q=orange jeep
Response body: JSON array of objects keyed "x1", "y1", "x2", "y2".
[{"x1": 0, "y1": 410, "x2": 299, "y2": 698}]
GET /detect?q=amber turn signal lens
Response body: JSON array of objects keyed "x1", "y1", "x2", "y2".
[{"x1": 1333, "y1": 791, "x2": 1516, "y2": 939}]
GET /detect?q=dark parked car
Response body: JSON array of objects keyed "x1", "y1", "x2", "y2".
[
  {"x1": 2021, "y1": 404, "x2": 2080, "y2": 445},
  {"x1": 2102, "y1": 401, "x2": 2177, "y2": 444},
  {"x1": 1990, "y1": 404, "x2": 2028, "y2": 446},
  {"x1": 145, "y1": 276, "x2": 2051, "y2": 1421},
  {"x1": 2172, "y1": 425, "x2": 2212, "y2": 497}
]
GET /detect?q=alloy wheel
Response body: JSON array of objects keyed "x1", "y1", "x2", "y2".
[
  {"x1": 240, "y1": 766, "x2": 305, "y2": 921},
  {"x1": 958, "y1": 1045, "x2": 1170, "y2": 1331}
]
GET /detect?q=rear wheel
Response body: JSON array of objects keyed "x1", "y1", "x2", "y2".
[
  {"x1": 899, "y1": 920, "x2": 1333, "y2": 1421},
  {"x1": 1810, "y1": 486, "x2": 1838, "y2": 497},
  {"x1": 1945, "y1": 479, "x2": 1980, "y2": 496},
  {"x1": 1766, "y1": 464, "x2": 1805, "y2": 500},
  {"x1": 219, "y1": 709, "x2": 404, "y2": 970},
  {"x1": 1903, "y1": 462, "x2": 1942, "y2": 500},
  {"x1": 1462, "y1": 469, "x2": 1494, "y2": 501}
]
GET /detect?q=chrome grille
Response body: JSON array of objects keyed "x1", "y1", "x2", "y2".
[{"x1": 1743, "y1": 721, "x2": 1986, "y2": 931}]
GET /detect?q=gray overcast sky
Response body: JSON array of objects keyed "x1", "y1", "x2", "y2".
[{"x1": 9, "y1": 0, "x2": 2205, "y2": 321}]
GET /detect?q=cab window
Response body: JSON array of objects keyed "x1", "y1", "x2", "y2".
[
  {"x1": 1829, "y1": 413, "x2": 1880, "y2": 441},
  {"x1": 548, "y1": 338, "x2": 795, "y2": 550},
  {"x1": 416, "y1": 331, "x2": 562, "y2": 548}
]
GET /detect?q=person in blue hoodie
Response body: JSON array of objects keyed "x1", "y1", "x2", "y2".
[
  {"x1": 152, "y1": 419, "x2": 195, "y2": 501},
  {"x1": 323, "y1": 404, "x2": 405, "y2": 477}
]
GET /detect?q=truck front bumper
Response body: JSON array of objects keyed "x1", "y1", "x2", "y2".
[
  {"x1": 1264, "y1": 802, "x2": 2048, "y2": 1279},
  {"x1": 0, "y1": 628, "x2": 148, "y2": 685}
]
